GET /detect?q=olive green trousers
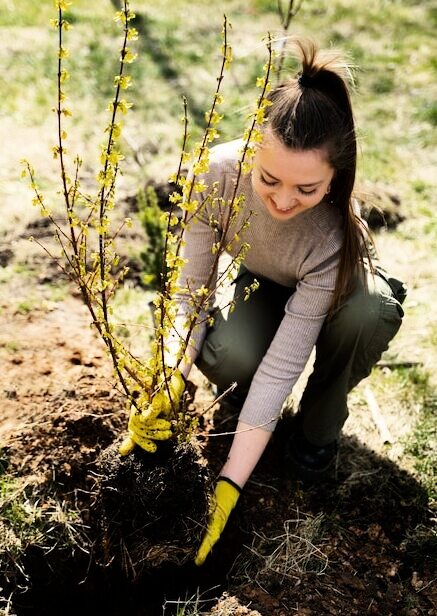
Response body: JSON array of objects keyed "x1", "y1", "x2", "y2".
[{"x1": 196, "y1": 267, "x2": 406, "y2": 446}]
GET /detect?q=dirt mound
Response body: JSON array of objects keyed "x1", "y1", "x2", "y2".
[{"x1": 95, "y1": 441, "x2": 209, "y2": 577}]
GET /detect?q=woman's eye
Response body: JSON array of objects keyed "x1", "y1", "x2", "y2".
[
  {"x1": 298, "y1": 187, "x2": 317, "y2": 196},
  {"x1": 260, "y1": 174, "x2": 277, "y2": 186}
]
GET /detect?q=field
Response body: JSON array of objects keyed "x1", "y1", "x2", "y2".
[{"x1": 0, "y1": 0, "x2": 436, "y2": 614}]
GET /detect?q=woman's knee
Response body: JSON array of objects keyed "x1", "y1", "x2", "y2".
[{"x1": 195, "y1": 334, "x2": 260, "y2": 390}]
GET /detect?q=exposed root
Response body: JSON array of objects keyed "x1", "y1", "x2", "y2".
[{"x1": 93, "y1": 440, "x2": 210, "y2": 578}]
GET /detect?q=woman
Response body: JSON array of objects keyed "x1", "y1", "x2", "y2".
[{"x1": 124, "y1": 39, "x2": 406, "y2": 565}]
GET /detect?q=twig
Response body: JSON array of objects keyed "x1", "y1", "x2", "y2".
[
  {"x1": 364, "y1": 386, "x2": 394, "y2": 444},
  {"x1": 376, "y1": 360, "x2": 422, "y2": 369},
  {"x1": 275, "y1": 0, "x2": 304, "y2": 81},
  {"x1": 198, "y1": 416, "x2": 278, "y2": 438}
]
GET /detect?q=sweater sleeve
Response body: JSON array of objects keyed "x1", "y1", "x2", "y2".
[
  {"x1": 164, "y1": 161, "x2": 227, "y2": 366},
  {"x1": 237, "y1": 243, "x2": 340, "y2": 431}
]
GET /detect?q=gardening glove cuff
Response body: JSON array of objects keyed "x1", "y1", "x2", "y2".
[{"x1": 194, "y1": 477, "x2": 241, "y2": 566}]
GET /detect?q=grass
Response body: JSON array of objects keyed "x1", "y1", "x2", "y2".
[
  {"x1": 351, "y1": 364, "x2": 437, "y2": 508},
  {"x1": 1, "y1": 0, "x2": 434, "y2": 195},
  {"x1": 162, "y1": 589, "x2": 212, "y2": 616},
  {"x1": 403, "y1": 371, "x2": 437, "y2": 506},
  {"x1": 0, "y1": 470, "x2": 89, "y2": 589},
  {"x1": 232, "y1": 510, "x2": 328, "y2": 589},
  {"x1": 1, "y1": 0, "x2": 434, "y2": 201}
]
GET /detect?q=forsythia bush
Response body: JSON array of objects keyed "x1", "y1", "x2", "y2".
[{"x1": 22, "y1": 0, "x2": 274, "y2": 453}]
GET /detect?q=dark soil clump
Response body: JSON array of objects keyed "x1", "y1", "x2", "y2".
[{"x1": 95, "y1": 441, "x2": 210, "y2": 577}]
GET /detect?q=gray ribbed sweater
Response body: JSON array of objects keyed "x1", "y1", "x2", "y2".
[{"x1": 175, "y1": 139, "x2": 344, "y2": 432}]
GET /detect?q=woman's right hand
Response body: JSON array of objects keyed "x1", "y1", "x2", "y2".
[{"x1": 119, "y1": 368, "x2": 185, "y2": 455}]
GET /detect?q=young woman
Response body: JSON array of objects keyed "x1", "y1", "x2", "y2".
[{"x1": 123, "y1": 40, "x2": 406, "y2": 565}]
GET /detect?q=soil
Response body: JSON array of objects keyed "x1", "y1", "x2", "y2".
[{"x1": 0, "y1": 193, "x2": 435, "y2": 616}]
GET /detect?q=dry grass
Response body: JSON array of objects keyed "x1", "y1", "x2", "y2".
[
  {"x1": 232, "y1": 509, "x2": 328, "y2": 591},
  {"x1": 0, "y1": 474, "x2": 90, "y2": 591}
]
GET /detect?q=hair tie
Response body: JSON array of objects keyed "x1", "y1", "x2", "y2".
[{"x1": 297, "y1": 72, "x2": 314, "y2": 88}]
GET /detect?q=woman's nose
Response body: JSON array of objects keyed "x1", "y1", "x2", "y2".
[{"x1": 273, "y1": 189, "x2": 297, "y2": 210}]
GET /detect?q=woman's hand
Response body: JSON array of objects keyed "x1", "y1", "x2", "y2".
[
  {"x1": 119, "y1": 369, "x2": 185, "y2": 455},
  {"x1": 194, "y1": 477, "x2": 241, "y2": 566},
  {"x1": 195, "y1": 421, "x2": 272, "y2": 564},
  {"x1": 119, "y1": 412, "x2": 173, "y2": 455}
]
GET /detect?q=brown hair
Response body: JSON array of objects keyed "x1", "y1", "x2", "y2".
[{"x1": 265, "y1": 39, "x2": 374, "y2": 315}]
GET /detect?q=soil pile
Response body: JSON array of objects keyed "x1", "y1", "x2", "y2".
[{"x1": 96, "y1": 442, "x2": 209, "y2": 577}]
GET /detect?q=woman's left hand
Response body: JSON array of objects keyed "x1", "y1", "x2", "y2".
[
  {"x1": 194, "y1": 420, "x2": 272, "y2": 565},
  {"x1": 194, "y1": 477, "x2": 241, "y2": 566}
]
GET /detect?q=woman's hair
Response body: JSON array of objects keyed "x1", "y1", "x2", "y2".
[{"x1": 265, "y1": 38, "x2": 375, "y2": 315}]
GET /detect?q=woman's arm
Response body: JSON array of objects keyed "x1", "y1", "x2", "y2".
[
  {"x1": 194, "y1": 422, "x2": 271, "y2": 565},
  {"x1": 220, "y1": 421, "x2": 272, "y2": 487}
]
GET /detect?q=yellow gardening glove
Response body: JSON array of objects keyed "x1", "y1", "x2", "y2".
[
  {"x1": 146, "y1": 369, "x2": 186, "y2": 419},
  {"x1": 119, "y1": 369, "x2": 185, "y2": 456},
  {"x1": 194, "y1": 477, "x2": 241, "y2": 566},
  {"x1": 119, "y1": 411, "x2": 173, "y2": 455}
]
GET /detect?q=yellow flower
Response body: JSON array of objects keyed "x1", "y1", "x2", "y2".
[
  {"x1": 193, "y1": 180, "x2": 207, "y2": 193},
  {"x1": 117, "y1": 99, "x2": 133, "y2": 114},
  {"x1": 127, "y1": 27, "x2": 139, "y2": 41},
  {"x1": 114, "y1": 75, "x2": 132, "y2": 90},
  {"x1": 180, "y1": 199, "x2": 198, "y2": 214},
  {"x1": 122, "y1": 49, "x2": 137, "y2": 64},
  {"x1": 108, "y1": 149, "x2": 124, "y2": 165},
  {"x1": 114, "y1": 9, "x2": 136, "y2": 24},
  {"x1": 206, "y1": 128, "x2": 219, "y2": 143},
  {"x1": 225, "y1": 47, "x2": 233, "y2": 69},
  {"x1": 169, "y1": 192, "x2": 182, "y2": 204},
  {"x1": 192, "y1": 159, "x2": 209, "y2": 175},
  {"x1": 55, "y1": 0, "x2": 72, "y2": 10},
  {"x1": 205, "y1": 109, "x2": 223, "y2": 126},
  {"x1": 112, "y1": 122, "x2": 122, "y2": 138},
  {"x1": 97, "y1": 170, "x2": 114, "y2": 188}
]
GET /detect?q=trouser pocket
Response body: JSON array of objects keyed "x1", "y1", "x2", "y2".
[{"x1": 375, "y1": 266, "x2": 407, "y2": 306}]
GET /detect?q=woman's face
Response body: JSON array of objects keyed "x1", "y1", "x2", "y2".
[{"x1": 251, "y1": 131, "x2": 335, "y2": 221}]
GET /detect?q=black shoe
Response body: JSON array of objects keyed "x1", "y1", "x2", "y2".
[{"x1": 284, "y1": 417, "x2": 337, "y2": 484}]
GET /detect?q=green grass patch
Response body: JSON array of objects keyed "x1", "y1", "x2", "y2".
[
  {"x1": 371, "y1": 365, "x2": 437, "y2": 508},
  {"x1": 0, "y1": 471, "x2": 87, "y2": 579},
  {"x1": 402, "y1": 370, "x2": 437, "y2": 506},
  {"x1": 415, "y1": 100, "x2": 437, "y2": 127},
  {"x1": 0, "y1": 0, "x2": 112, "y2": 27}
]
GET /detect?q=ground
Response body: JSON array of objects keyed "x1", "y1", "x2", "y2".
[
  {"x1": 0, "y1": 1, "x2": 436, "y2": 613},
  {"x1": 0, "y1": 201, "x2": 436, "y2": 615}
]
